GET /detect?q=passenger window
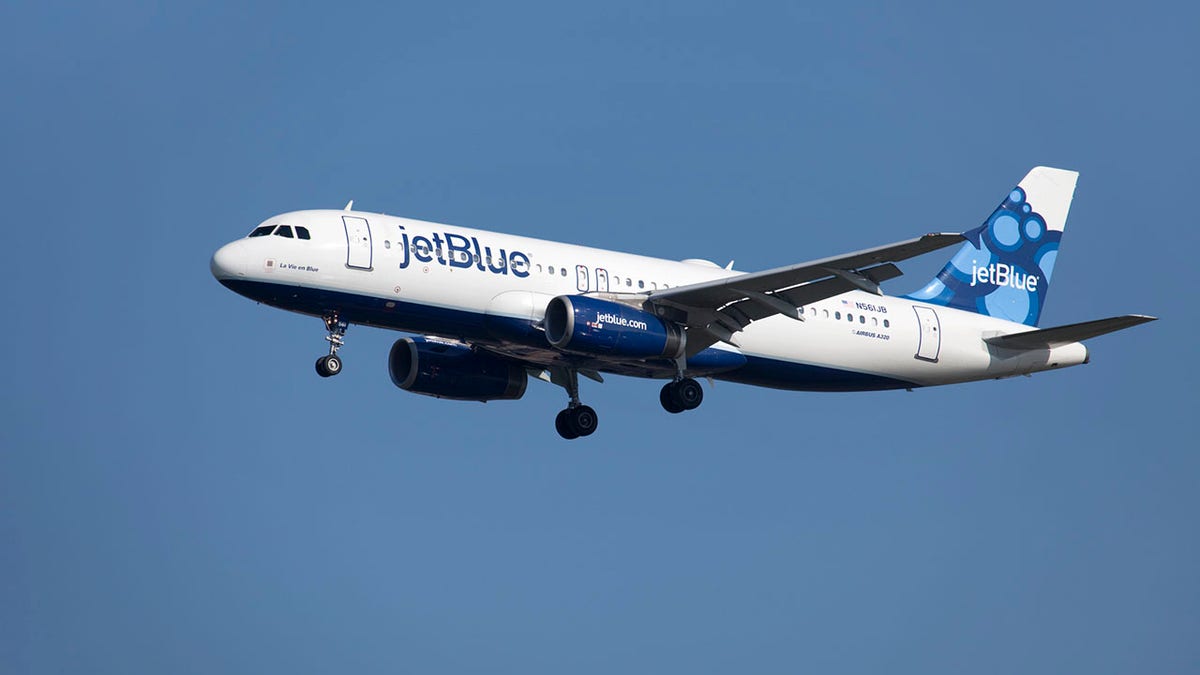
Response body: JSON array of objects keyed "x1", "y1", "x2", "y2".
[
  {"x1": 561, "y1": 268, "x2": 567, "y2": 277},
  {"x1": 638, "y1": 280, "x2": 644, "y2": 289},
  {"x1": 835, "y1": 311, "x2": 841, "y2": 320},
  {"x1": 847, "y1": 314, "x2": 853, "y2": 322},
  {"x1": 536, "y1": 264, "x2": 543, "y2": 273},
  {"x1": 275, "y1": 225, "x2": 294, "y2": 238},
  {"x1": 548, "y1": 266, "x2": 555, "y2": 275},
  {"x1": 823, "y1": 310, "x2": 829, "y2": 318},
  {"x1": 384, "y1": 240, "x2": 391, "y2": 249},
  {"x1": 626, "y1": 278, "x2": 632, "y2": 287},
  {"x1": 295, "y1": 226, "x2": 311, "y2": 240},
  {"x1": 872, "y1": 317, "x2": 878, "y2": 326},
  {"x1": 883, "y1": 319, "x2": 890, "y2": 328},
  {"x1": 248, "y1": 225, "x2": 275, "y2": 237},
  {"x1": 859, "y1": 315, "x2": 865, "y2": 323}
]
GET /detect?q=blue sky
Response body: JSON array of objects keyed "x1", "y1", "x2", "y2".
[{"x1": 2, "y1": 2, "x2": 1197, "y2": 673}]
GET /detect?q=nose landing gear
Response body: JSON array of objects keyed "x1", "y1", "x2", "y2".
[
  {"x1": 315, "y1": 354, "x2": 342, "y2": 377},
  {"x1": 315, "y1": 314, "x2": 348, "y2": 378}
]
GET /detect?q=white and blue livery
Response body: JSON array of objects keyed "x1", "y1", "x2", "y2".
[{"x1": 211, "y1": 167, "x2": 1154, "y2": 439}]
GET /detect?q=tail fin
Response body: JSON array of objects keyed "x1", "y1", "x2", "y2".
[{"x1": 905, "y1": 166, "x2": 1079, "y2": 327}]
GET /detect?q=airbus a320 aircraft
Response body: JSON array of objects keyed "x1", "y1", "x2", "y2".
[{"x1": 211, "y1": 167, "x2": 1154, "y2": 439}]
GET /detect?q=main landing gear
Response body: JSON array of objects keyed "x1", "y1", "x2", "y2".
[
  {"x1": 548, "y1": 370, "x2": 704, "y2": 439},
  {"x1": 660, "y1": 377, "x2": 703, "y2": 414},
  {"x1": 552, "y1": 368, "x2": 598, "y2": 440},
  {"x1": 315, "y1": 314, "x2": 348, "y2": 378}
]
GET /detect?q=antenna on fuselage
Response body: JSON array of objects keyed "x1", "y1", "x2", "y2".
[{"x1": 343, "y1": 200, "x2": 354, "y2": 211}]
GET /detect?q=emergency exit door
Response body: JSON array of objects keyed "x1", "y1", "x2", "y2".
[
  {"x1": 913, "y1": 306, "x2": 941, "y2": 362},
  {"x1": 343, "y1": 216, "x2": 372, "y2": 270}
]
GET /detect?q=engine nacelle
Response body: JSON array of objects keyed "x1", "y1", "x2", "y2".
[
  {"x1": 388, "y1": 337, "x2": 527, "y2": 401},
  {"x1": 544, "y1": 295, "x2": 685, "y2": 359}
]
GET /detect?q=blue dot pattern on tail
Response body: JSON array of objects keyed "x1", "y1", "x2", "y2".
[{"x1": 905, "y1": 186, "x2": 1060, "y2": 327}]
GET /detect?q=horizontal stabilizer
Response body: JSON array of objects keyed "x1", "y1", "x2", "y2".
[{"x1": 984, "y1": 314, "x2": 1156, "y2": 350}]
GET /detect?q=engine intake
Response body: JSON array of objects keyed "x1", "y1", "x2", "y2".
[
  {"x1": 544, "y1": 295, "x2": 685, "y2": 359},
  {"x1": 388, "y1": 337, "x2": 527, "y2": 401}
]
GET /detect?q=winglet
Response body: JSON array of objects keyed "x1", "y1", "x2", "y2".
[{"x1": 343, "y1": 200, "x2": 354, "y2": 211}]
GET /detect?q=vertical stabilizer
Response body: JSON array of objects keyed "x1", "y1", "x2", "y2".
[{"x1": 905, "y1": 166, "x2": 1078, "y2": 327}]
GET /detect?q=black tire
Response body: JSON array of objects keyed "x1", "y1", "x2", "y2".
[
  {"x1": 676, "y1": 378, "x2": 703, "y2": 410},
  {"x1": 569, "y1": 405, "x2": 598, "y2": 437},
  {"x1": 660, "y1": 382, "x2": 685, "y2": 414},
  {"x1": 555, "y1": 409, "x2": 580, "y2": 440},
  {"x1": 316, "y1": 354, "x2": 342, "y2": 378}
]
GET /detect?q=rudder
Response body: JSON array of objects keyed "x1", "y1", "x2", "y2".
[{"x1": 905, "y1": 166, "x2": 1078, "y2": 327}]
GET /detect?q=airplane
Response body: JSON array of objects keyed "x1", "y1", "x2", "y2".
[{"x1": 211, "y1": 166, "x2": 1155, "y2": 439}]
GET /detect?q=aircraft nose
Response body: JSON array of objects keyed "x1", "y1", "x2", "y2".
[{"x1": 210, "y1": 242, "x2": 245, "y2": 280}]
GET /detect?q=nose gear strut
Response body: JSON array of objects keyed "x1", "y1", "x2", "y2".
[{"x1": 315, "y1": 314, "x2": 348, "y2": 377}]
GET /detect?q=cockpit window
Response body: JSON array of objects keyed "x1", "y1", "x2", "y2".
[
  {"x1": 248, "y1": 225, "x2": 275, "y2": 238},
  {"x1": 295, "y1": 226, "x2": 311, "y2": 240},
  {"x1": 275, "y1": 225, "x2": 294, "y2": 238}
]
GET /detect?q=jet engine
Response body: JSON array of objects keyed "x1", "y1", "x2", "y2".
[
  {"x1": 388, "y1": 337, "x2": 527, "y2": 401},
  {"x1": 544, "y1": 295, "x2": 685, "y2": 359}
]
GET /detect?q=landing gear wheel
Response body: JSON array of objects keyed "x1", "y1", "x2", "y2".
[
  {"x1": 660, "y1": 378, "x2": 702, "y2": 412},
  {"x1": 569, "y1": 405, "x2": 598, "y2": 437},
  {"x1": 660, "y1": 382, "x2": 685, "y2": 414},
  {"x1": 555, "y1": 409, "x2": 580, "y2": 440},
  {"x1": 315, "y1": 354, "x2": 342, "y2": 378},
  {"x1": 675, "y1": 377, "x2": 703, "y2": 410},
  {"x1": 555, "y1": 405, "x2": 598, "y2": 439}
]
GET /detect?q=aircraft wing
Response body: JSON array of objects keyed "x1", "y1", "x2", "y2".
[{"x1": 643, "y1": 232, "x2": 964, "y2": 354}]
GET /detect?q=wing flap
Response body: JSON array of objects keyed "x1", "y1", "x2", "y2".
[{"x1": 984, "y1": 314, "x2": 1157, "y2": 349}]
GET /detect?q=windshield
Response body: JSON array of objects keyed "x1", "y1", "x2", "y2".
[{"x1": 247, "y1": 224, "x2": 312, "y2": 239}]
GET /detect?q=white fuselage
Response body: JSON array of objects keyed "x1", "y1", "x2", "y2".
[{"x1": 210, "y1": 210, "x2": 1089, "y2": 391}]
